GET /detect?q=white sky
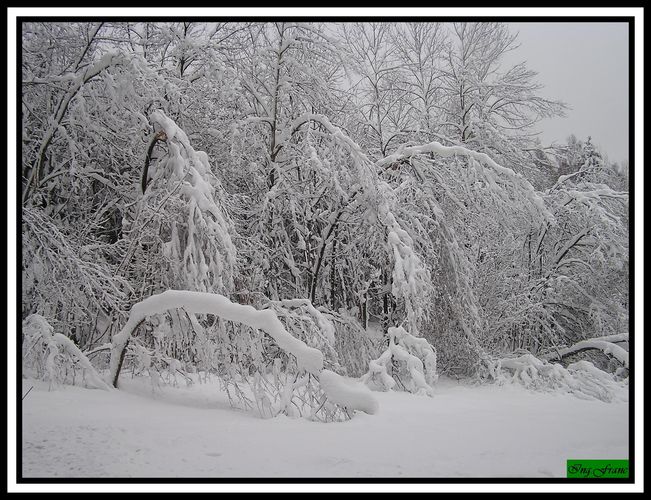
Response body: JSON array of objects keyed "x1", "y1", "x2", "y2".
[{"x1": 503, "y1": 22, "x2": 629, "y2": 164}]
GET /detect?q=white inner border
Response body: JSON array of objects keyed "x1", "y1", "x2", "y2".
[{"x1": 7, "y1": 6, "x2": 644, "y2": 493}]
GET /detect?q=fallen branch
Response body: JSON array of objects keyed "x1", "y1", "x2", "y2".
[{"x1": 541, "y1": 334, "x2": 629, "y2": 368}]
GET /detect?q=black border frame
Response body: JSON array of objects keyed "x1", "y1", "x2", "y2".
[{"x1": 12, "y1": 9, "x2": 639, "y2": 488}]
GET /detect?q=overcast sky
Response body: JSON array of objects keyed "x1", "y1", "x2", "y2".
[{"x1": 503, "y1": 22, "x2": 630, "y2": 165}]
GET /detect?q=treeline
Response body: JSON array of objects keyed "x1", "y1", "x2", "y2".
[{"x1": 21, "y1": 22, "x2": 628, "y2": 381}]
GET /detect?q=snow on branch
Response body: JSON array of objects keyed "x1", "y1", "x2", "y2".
[
  {"x1": 24, "y1": 51, "x2": 126, "y2": 203},
  {"x1": 374, "y1": 140, "x2": 551, "y2": 220},
  {"x1": 147, "y1": 110, "x2": 237, "y2": 293},
  {"x1": 541, "y1": 335, "x2": 629, "y2": 368},
  {"x1": 588, "y1": 333, "x2": 629, "y2": 344},
  {"x1": 272, "y1": 299, "x2": 336, "y2": 345},
  {"x1": 319, "y1": 370, "x2": 378, "y2": 415},
  {"x1": 150, "y1": 109, "x2": 234, "y2": 226},
  {"x1": 385, "y1": 212, "x2": 429, "y2": 332},
  {"x1": 258, "y1": 111, "x2": 432, "y2": 335},
  {"x1": 109, "y1": 290, "x2": 325, "y2": 386},
  {"x1": 565, "y1": 188, "x2": 629, "y2": 203}
]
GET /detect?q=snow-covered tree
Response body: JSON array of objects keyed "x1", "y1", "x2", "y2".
[
  {"x1": 440, "y1": 23, "x2": 566, "y2": 174},
  {"x1": 20, "y1": 21, "x2": 629, "y2": 412}
]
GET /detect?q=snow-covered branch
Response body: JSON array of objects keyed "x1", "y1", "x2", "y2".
[
  {"x1": 541, "y1": 335, "x2": 629, "y2": 368},
  {"x1": 109, "y1": 290, "x2": 325, "y2": 386}
]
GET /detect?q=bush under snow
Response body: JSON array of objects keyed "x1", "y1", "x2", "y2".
[
  {"x1": 482, "y1": 353, "x2": 628, "y2": 403},
  {"x1": 22, "y1": 314, "x2": 110, "y2": 391},
  {"x1": 362, "y1": 326, "x2": 438, "y2": 397}
]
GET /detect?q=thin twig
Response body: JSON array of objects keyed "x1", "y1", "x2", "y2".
[{"x1": 22, "y1": 386, "x2": 34, "y2": 401}]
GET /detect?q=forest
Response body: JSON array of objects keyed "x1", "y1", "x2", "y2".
[{"x1": 21, "y1": 21, "x2": 629, "y2": 427}]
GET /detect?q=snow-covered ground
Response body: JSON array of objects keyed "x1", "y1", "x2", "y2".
[{"x1": 21, "y1": 376, "x2": 628, "y2": 478}]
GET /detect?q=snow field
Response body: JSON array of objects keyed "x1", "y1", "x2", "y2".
[{"x1": 21, "y1": 376, "x2": 628, "y2": 478}]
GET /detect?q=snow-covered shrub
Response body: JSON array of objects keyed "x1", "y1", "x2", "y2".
[
  {"x1": 362, "y1": 326, "x2": 438, "y2": 396},
  {"x1": 481, "y1": 353, "x2": 627, "y2": 403},
  {"x1": 22, "y1": 314, "x2": 110, "y2": 390}
]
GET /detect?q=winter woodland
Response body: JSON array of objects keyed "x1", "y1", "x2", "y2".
[{"x1": 20, "y1": 21, "x2": 630, "y2": 477}]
